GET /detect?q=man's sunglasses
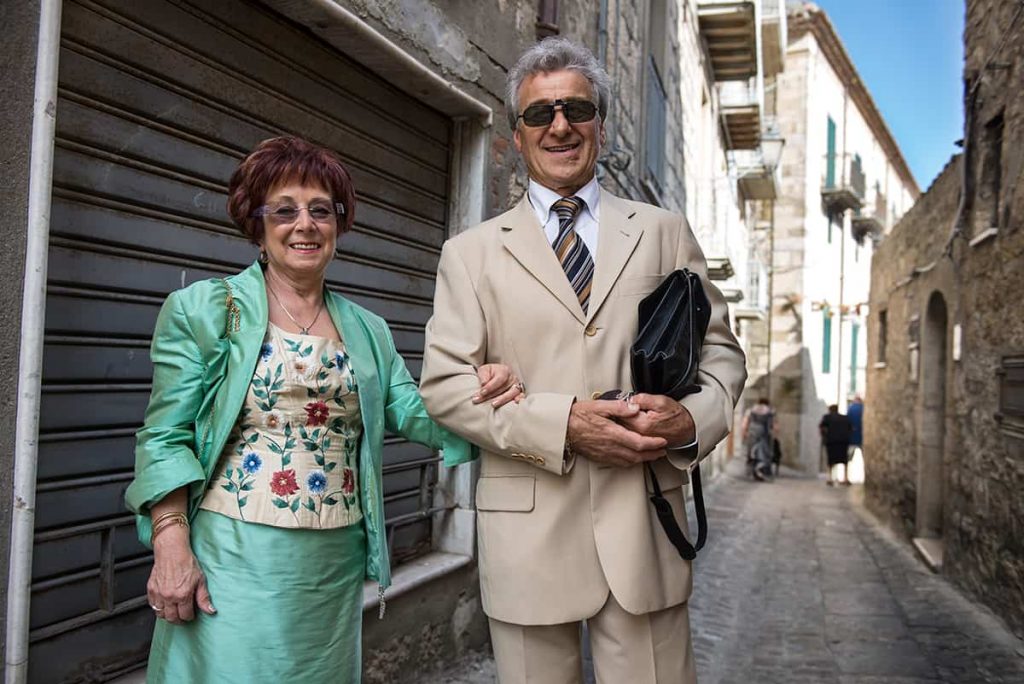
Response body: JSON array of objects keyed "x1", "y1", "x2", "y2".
[{"x1": 516, "y1": 99, "x2": 599, "y2": 128}]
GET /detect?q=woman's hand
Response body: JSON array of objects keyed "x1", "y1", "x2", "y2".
[
  {"x1": 147, "y1": 525, "x2": 216, "y2": 624},
  {"x1": 473, "y1": 364, "x2": 525, "y2": 408}
]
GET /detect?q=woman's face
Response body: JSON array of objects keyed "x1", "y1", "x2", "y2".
[{"x1": 258, "y1": 181, "x2": 339, "y2": 282}]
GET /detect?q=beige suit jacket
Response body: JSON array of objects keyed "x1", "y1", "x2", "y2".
[{"x1": 420, "y1": 189, "x2": 747, "y2": 625}]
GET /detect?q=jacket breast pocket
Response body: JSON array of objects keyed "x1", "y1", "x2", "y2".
[
  {"x1": 618, "y1": 274, "x2": 667, "y2": 297},
  {"x1": 476, "y1": 475, "x2": 536, "y2": 512}
]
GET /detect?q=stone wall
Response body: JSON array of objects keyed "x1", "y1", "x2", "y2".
[{"x1": 866, "y1": 0, "x2": 1024, "y2": 639}]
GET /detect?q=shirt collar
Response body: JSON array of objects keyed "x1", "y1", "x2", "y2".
[{"x1": 527, "y1": 176, "x2": 601, "y2": 227}]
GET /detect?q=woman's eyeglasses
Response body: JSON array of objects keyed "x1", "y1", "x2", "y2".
[
  {"x1": 515, "y1": 99, "x2": 598, "y2": 128},
  {"x1": 253, "y1": 202, "x2": 346, "y2": 226}
]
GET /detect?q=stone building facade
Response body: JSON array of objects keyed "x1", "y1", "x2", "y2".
[
  {"x1": 759, "y1": 2, "x2": 919, "y2": 472},
  {"x1": 866, "y1": 0, "x2": 1024, "y2": 639}
]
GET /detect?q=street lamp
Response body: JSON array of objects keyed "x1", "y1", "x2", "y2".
[{"x1": 761, "y1": 133, "x2": 785, "y2": 172}]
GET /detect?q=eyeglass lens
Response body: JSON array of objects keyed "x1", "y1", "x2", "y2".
[
  {"x1": 520, "y1": 99, "x2": 598, "y2": 127},
  {"x1": 260, "y1": 202, "x2": 343, "y2": 225}
]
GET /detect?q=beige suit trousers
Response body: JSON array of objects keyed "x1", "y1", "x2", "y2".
[{"x1": 489, "y1": 592, "x2": 696, "y2": 684}]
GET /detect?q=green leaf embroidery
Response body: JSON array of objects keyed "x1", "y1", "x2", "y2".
[
  {"x1": 220, "y1": 483, "x2": 236, "y2": 493},
  {"x1": 290, "y1": 498, "x2": 300, "y2": 513},
  {"x1": 273, "y1": 499, "x2": 289, "y2": 509},
  {"x1": 324, "y1": 496, "x2": 338, "y2": 505},
  {"x1": 284, "y1": 423, "x2": 293, "y2": 437},
  {"x1": 315, "y1": 453, "x2": 326, "y2": 467},
  {"x1": 282, "y1": 454, "x2": 291, "y2": 466},
  {"x1": 301, "y1": 344, "x2": 313, "y2": 357},
  {"x1": 304, "y1": 498, "x2": 316, "y2": 512},
  {"x1": 238, "y1": 497, "x2": 248, "y2": 507},
  {"x1": 325, "y1": 462, "x2": 337, "y2": 472},
  {"x1": 241, "y1": 482, "x2": 254, "y2": 491},
  {"x1": 267, "y1": 441, "x2": 283, "y2": 455},
  {"x1": 247, "y1": 433, "x2": 259, "y2": 443}
]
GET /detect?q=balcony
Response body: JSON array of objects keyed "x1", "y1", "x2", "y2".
[
  {"x1": 697, "y1": 0, "x2": 758, "y2": 82},
  {"x1": 851, "y1": 211, "x2": 884, "y2": 246},
  {"x1": 761, "y1": 0, "x2": 787, "y2": 76},
  {"x1": 821, "y1": 153, "x2": 865, "y2": 215},
  {"x1": 731, "y1": 148, "x2": 778, "y2": 200},
  {"x1": 719, "y1": 79, "x2": 761, "y2": 149},
  {"x1": 706, "y1": 256, "x2": 736, "y2": 281}
]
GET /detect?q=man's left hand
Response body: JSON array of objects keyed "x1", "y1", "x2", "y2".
[{"x1": 618, "y1": 393, "x2": 695, "y2": 447}]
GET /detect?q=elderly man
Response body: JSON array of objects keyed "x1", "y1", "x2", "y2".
[{"x1": 420, "y1": 37, "x2": 746, "y2": 683}]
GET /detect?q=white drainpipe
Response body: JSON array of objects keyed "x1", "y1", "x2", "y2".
[{"x1": 5, "y1": 1, "x2": 62, "y2": 682}]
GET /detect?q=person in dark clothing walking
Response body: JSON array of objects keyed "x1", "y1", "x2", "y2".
[
  {"x1": 819, "y1": 405, "x2": 852, "y2": 486},
  {"x1": 847, "y1": 395, "x2": 864, "y2": 462}
]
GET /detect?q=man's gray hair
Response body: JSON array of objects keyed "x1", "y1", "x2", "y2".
[{"x1": 505, "y1": 37, "x2": 611, "y2": 130}]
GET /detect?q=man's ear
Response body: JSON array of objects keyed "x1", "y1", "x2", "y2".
[
  {"x1": 599, "y1": 121, "x2": 607, "y2": 148},
  {"x1": 513, "y1": 126, "x2": 523, "y2": 154}
]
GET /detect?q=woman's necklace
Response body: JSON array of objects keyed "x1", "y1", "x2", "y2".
[{"x1": 267, "y1": 284, "x2": 325, "y2": 335}]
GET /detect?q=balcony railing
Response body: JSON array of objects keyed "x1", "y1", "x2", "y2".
[
  {"x1": 730, "y1": 148, "x2": 778, "y2": 200},
  {"x1": 697, "y1": 0, "x2": 758, "y2": 81},
  {"x1": 821, "y1": 152, "x2": 864, "y2": 214}
]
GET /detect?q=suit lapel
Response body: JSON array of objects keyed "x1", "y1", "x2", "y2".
[
  {"x1": 587, "y1": 189, "x2": 643, "y2": 322},
  {"x1": 500, "y1": 195, "x2": 586, "y2": 324}
]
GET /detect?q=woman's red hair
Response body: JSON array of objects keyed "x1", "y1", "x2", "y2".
[{"x1": 227, "y1": 136, "x2": 357, "y2": 243}]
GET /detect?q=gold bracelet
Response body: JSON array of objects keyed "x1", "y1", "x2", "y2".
[{"x1": 151, "y1": 513, "x2": 189, "y2": 543}]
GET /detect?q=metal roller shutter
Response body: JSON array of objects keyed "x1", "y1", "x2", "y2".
[{"x1": 32, "y1": 0, "x2": 452, "y2": 680}]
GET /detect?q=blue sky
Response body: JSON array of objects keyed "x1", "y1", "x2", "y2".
[{"x1": 812, "y1": 0, "x2": 965, "y2": 191}]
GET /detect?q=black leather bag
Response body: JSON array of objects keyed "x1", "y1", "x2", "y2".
[{"x1": 630, "y1": 269, "x2": 712, "y2": 561}]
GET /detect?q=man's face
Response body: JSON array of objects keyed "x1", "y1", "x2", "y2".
[{"x1": 513, "y1": 69, "x2": 605, "y2": 196}]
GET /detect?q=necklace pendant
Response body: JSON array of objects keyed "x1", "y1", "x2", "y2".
[{"x1": 300, "y1": 327, "x2": 310, "y2": 335}]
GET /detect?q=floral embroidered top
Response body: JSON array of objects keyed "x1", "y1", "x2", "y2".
[{"x1": 199, "y1": 323, "x2": 363, "y2": 529}]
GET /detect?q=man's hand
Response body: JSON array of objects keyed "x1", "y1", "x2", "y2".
[
  {"x1": 567, "y1": 400, "x2": 668, "y2": 467},
  {"x1": 618, "y1": 393, "x2": 696, "y2": 447}
]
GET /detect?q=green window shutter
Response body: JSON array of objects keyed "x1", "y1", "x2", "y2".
[
  {"x1": 826, "y1": 116, "x2": 836, "y2": 188},
  {"x1": 823, "y1": 309, "x2": 832, "y2": 374},
  {"x1": 850, "y1": 322, "x2": 860, "y2": 391}
]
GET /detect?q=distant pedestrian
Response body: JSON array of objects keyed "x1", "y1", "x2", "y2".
[
  {"x1": 819, "y1": 404, "x2": 852, "y2": 486},
  {"x1": 847, "y1": 395, "x2": 864, "y2": 461},
  {"x1": 741, "y1": 398, "x2": 776, "y2": 481}
]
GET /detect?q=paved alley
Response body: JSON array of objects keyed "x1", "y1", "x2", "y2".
[{"x1": 432, "y1": 461, "x2": 1024, "y2": 683}]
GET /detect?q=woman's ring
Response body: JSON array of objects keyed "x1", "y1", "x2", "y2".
[
  {"x1": 150, "y1": 604, "x2": 164, "y2": 613},
  {"x1": 514, "y1": 382, "x2": 525, "y2": 393}
]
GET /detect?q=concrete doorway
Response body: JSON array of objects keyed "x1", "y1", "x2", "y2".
[{"x1": 914, "y1": 291, "x2": 948, "y2": 570}]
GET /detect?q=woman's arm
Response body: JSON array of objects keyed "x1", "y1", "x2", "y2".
[{"x1": 146, "y1": 487, "x2": 216, "y2": 624}]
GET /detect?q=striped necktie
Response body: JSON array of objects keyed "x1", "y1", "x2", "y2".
[{"x1": 551, "y1": 196, "x2": 594, "y2": 314}]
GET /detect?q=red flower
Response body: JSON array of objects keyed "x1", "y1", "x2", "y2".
[
  {"x1": 304, "y1": 401, "x2": 329, "y2": 426},
  {"x1": 342, "y1": 468, "x2": 355, "y2": 495},
  {"x1": 270, "y1": 469, "x2": 299, "y2": 497}
]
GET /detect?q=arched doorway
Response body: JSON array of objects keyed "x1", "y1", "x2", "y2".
[{"x1": 916, "y1": 292, "x2": 948, "y2": 546}]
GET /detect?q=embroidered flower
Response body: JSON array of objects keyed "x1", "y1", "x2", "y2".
[
  {"x1": 241, "y1": 452, "x2": 262, "y2": 475},
  {"x1": 292, "y1": 359, "x2": 316, "y2": 381},
  {"x1": 270, "y1": 469, "x2": 299, "y2": 496},
  {"x1": 304, "y1": 400, "x2": 329, "y2": 426},
  {"x1": 307, "y1": 470, "x2": 327, "y2": 495},
  {"x1": 335, "y1": 351, "x2": 348, "y2": 370},
  {"x1": 342, "y1": 468, "x2": 355, "y2": 495},
  {"x1": 259, "y1": 342, "x2": 274, "y2": 362},
  {"x1": 262, "y1": 410, "x2": 284, "y2": 430}
]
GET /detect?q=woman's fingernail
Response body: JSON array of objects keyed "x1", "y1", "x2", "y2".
[{"x1": 472, "y1": 395, "x2": 481, "y2": 403}]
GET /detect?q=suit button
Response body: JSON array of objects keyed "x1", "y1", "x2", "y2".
[{"x1": 584, "y1": 325, "x2": 597, "y2": 337}]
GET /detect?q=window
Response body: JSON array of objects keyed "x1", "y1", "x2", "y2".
[
  {"x1": 823, "y1": 307, "x2": 833, "y2": 373},
  {"x1": 976, "y1": 111, "x2": 1004, "y2": 234},
  {"x1": 825, "y1": 116, "x2": 836, "y2": 189},
  {"x1": 878, "y1": 309, "x2": 888, "y2": 364},
  {"x1": 851, "y1": 153, "x2": 865, "y2": 199},
  {"x1": 536, "y1": 0, "x2": 559, "y2": 39}
]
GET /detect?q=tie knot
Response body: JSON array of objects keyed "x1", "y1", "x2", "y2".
[{"x1": 552, "y1": 196, "x2": 584, "y2": 222}]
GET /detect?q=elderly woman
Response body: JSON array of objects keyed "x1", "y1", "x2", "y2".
[{"x1": 124, "y1": 136, "x2": 519, "y2": 682}]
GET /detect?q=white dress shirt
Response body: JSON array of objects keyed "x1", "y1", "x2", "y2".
[{"x1": 527, "y1": 176, "x2": 602, "y2": 260}]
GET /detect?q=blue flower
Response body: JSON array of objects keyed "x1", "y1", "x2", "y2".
[
  {"x1": 242, "y1": 452, "x2": 262, "y2": 475},
  {"x1": 335, "y1": 351, "x2": 347, "y2": 369},
  {"x1": 260, "y1": 342, "x2": 274, "y2": 361},
  {"x1": 307, "y1": 470, "x2": 328, "y2": 495}
]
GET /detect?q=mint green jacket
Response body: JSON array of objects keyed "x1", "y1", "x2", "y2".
[{"x1": 124, "y1": 262, "x2": 475, "y2": 591}]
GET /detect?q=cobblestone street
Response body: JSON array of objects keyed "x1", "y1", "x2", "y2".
[{"x1": 431, "y1": 460, "x2": 1024, "y2": 683}]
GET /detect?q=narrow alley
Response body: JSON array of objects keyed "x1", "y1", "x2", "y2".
[{"x1": 432, "y1": 461, "x2": 1024, "y2": 684}]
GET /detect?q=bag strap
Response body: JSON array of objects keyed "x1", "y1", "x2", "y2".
[{"x1": 646, "y1": 462, "x2": 707, "y2": 561}]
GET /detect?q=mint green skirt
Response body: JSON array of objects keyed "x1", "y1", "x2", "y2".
[{"x1": 146, "y1": 509, "x2": 367, "y2": 683}]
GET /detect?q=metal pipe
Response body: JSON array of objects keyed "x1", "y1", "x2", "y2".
[{"x1": 5, "y1": 2, "x2": 63, "y2": 681}]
